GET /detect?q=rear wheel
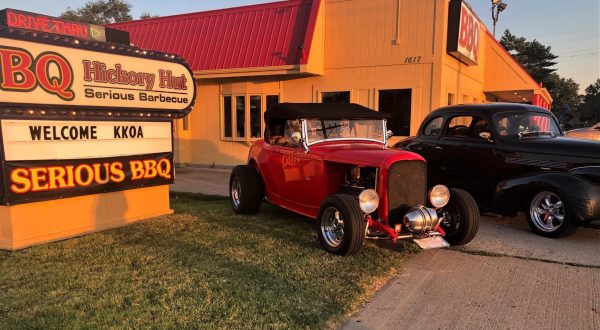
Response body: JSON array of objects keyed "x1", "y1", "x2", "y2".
[
  {"x1": 316, "y1": 194, "x2": 366, "y2": 256},
  {"x1": 229, "y1": 165, "x2": 263, "y2": 214},
  {"x1": 526, "y1": 191, "x2": 575, "y2": 237},
  {"x1": 439, "y1": 188, "x2": 479, "y2": 245}
]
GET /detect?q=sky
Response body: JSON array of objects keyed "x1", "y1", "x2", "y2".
[{"x1": 3, "y1": 0, "x2": 599, "y2": 92}]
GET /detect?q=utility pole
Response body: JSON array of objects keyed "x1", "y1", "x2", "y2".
[{"x1": 491, "y1": 0, "x2": 508, "y2": 38}]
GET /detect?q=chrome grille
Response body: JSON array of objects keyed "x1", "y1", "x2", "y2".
[{"x1": 387, "y1": 161, "x2": 427, "y2": 223}]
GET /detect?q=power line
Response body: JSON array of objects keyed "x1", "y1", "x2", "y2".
[
  {"x1": 528, "y1": 28, "x2": 598, "y2": 38},
  {"x1": 548, "y1": 35, "x2": 599, "y2": 44},
  {"x1": 560, "y1": 52, "x2": 599, "y2": 59},
  {"x1": 559, "y1": 48, "x2": 599, "y2": 56}
]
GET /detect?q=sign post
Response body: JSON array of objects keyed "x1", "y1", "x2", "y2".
[{"x1": 0, "y1": 11, "x2": 196, "y2": 250}]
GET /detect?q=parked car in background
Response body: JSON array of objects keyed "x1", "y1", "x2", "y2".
[
  {"x1": 229, "y1": 103, "x2": 480, "y2": 256},
  {"x1": 396, "y1": 103, "x2": 600, "y2": 238},
  {"x1": 566, "y1": 122, "x2": 600, "y2": 141}
]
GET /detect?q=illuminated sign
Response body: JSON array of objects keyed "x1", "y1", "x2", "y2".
[
  {"x1": 0, "y1": 27, "x2": 195, "y2": 117},
  {"x1": 447, "y1": 0, "x2": 480, "y2": 66},
  {"x1": 1, "y1": 120, "x2": 172, "y2": 161},
  {"x1": 0, "y1": 119, "x2": 174, "y2": 205},
  {"x1": 3, "y1": 153, "x2": 174, "y2": 205},
  {"x1": 0, "y1": 9, "x2": 129, "y2": 44}
]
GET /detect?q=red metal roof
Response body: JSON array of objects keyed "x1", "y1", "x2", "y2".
[{"x1": 107, "y1": 0, "x2": 319, "y2": 72}]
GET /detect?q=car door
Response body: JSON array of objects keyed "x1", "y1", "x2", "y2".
[
  {"x1": 408, "y1": 116, "x2": 446, "y2": 186},
  {"x1": 259, "y1": 132, "x2": 323, "y2": 213},
  {"x1": 436, "y1": 115, "x2": 502, "y2": 202}
]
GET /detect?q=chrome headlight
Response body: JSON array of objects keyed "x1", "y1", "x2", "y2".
[
  {"x1": 359, "y1": 189, "x2": 379, "y2": 214},
  {"x1": 429, "y1": 185, "x2": 450, "y2": 208}
]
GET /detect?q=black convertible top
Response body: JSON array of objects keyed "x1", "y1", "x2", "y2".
[{"x1": 264, "y1": 103, "x2": 390, "y2": 122}]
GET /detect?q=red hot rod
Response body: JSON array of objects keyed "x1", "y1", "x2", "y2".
[{"x1": 229, "y1": 103, "x2": 479, "y2": 255}]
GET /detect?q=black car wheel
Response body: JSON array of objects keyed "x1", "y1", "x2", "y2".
[
  {"x1": 526, "y1": 191, "x2": 575, "y2": 238},
  {"x1": 316, "y1": 194, "x2": 366, "y2": 256},
  {"x1": 440, "y1": 188, "x2": 479, "y2": 245},
  {"x1": 229, "y1": 165, "x2": 263, "y2": 214}
]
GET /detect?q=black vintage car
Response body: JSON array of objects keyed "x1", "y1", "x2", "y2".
[{"x1": 396, "y1": 103, "x2": 600, "y2": 237}]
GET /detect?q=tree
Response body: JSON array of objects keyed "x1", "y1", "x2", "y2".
[
  {"x1": 577, "y1": 79, "x2": 600, "y2": 125},
  {"x1": 499, "y1": 30, "x2": 581, "y2": 120},
  {"x1": 547, "y1": 73, "x2": 581, "y2": 117},
  {"x1": 60, "y1": 0, "x2": 132, "y2": 24},
  {"x1": 139, "y1": 12, "x2": 159, "y2": 20},
  {"x1": 500, "y1": 30, "x2": 558, "y2": 88}
]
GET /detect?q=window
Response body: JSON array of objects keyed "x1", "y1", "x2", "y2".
[
  {"x1": 223, "y1": 96, "x2": 232, "y2": 138},
  {"x1": 379, "y1": 89, "x2": 412, "y2": 136},
  {"x1": 222, "y1": 94, "x2": 279, "y2": 140},
  {"x1": 448, "y1": 93, "x2": 455, "y2": 105},
  {"x1": 266, "y1": 95, "x2": 279, "y2": 111},
  {"x1": 250, "y1": 95, "x2": 261, "y2": 138},
  {"x1": 235, "y1": 96, "x2": 245, "y2": 138},
  {"x1": 322, "y1": 91, "x2": 350, "y2": 103},
  {"x1": 422, "y1": 117, "x2": 444, "y2": 137},
  {"x1": 494, "y1": 112, "x2": 561, "y2": 138},
  {"x1": 463, "y1": 95, "x2": 470, "y2": 104},
  {"x1": 445, "y1": 115, "x2": 491, "y2": 140}
]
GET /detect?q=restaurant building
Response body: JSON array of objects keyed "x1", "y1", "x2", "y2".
[{"x1": 109, "y1": 0, "x2": 552, "y2": 166}]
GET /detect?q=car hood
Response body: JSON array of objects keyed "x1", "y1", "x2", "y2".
[
  {"x1": 502, "y1": 136, "x2": 600, "y2": 164},
  {"x1": 309, "y1": 142, "x2": 424, "y2": 167}
]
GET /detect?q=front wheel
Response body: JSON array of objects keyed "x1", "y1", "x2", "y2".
[
  {"x1": 526, "y1": 191, "x2": 575, "y2": 238},
  {"x1": 316, "y1": 194, "x2": 366, "y2": 256},
  {"x1": 439, "y1": 188, "x2": 480, "y2": 245}
]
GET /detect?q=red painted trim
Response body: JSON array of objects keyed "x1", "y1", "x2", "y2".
[
  {"x1": 107, "y1": 0, "x2": 310, "y2": 27},
  {"x1": 300, "y1": 0, "x2": 321, "y2": 65}
]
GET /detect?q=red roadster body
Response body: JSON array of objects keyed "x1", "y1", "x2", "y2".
[{"x1": 230, "y1": 103, "x2": 479, "y2": 255}]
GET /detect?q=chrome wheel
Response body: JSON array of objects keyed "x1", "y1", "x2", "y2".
[
  {"x1": 320, "y1": 206, "x2": 345, "y2": 248},
  {"x1": 529, "y1": 191, "x2": 565, "y2": 233},
  {"x1": 231, "y1": 176, "x2": 241, "y2": 208}
]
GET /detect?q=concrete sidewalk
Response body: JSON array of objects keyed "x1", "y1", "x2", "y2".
[
  {"x1": 343, "y1": 249, "x2": 599, "y2": 330},
  {"x1": 172, "y1": 166, "x2": 230, "y2": 196}
]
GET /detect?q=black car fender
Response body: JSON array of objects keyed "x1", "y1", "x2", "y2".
[{"x1": 493, "y1": 171, "x2": 600, "y2": 222}]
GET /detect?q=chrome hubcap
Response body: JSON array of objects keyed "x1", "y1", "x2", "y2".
[
  {"x1": 321, "y1": 207, "x2": 345, "y2": 248},
  {"x1": 530, "y1": 192, "x2": 565, "y2": 232},
  {"x1": 231, "y1": 176, "x2": 241, "y2": 207}
]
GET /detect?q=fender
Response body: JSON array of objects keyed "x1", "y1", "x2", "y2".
[
  {"x1": 570, "y1": 166, "x2": 600, "y2": 185},
  {"x1": 493, "y1": 171, "x2": 600, "y2": 222}
]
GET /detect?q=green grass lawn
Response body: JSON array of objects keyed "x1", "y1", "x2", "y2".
[{"x1": 0, "y1": 193, "x2": 410, "y2": 329}]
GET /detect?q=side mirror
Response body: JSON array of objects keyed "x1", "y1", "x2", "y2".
[
  {"x1": 479, "y1": 132, "x2": 494, "y2": 142},
  {"x1": 386, "y1": 130, "x2": 394, "y2": 139}
]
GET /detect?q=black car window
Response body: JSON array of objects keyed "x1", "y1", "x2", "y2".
[
  {"x1": 445, "y1": 115, "x2": 491, "y2": 140},
  {"x1": 494, "y1": 112, "x2": 561, "y2": 138},
  {"x1": 422, "y1": 117, "x2": 444, "y2": 137}
]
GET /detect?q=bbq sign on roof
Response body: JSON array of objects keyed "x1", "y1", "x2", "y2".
[{"x1": 0, "y1": 26, "x2": 195, "y2": 117}]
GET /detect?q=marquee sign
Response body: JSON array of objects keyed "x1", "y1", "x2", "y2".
[
  {"x1": 3, "y1": 153, "x2": 174, "y2": 205},
  {"x1": 0, "y1": 119, "x2": 174, "y2": 205},
  {"x1": 0, "y1": 9, "x2": 129, "y2": 44},
  {"x1": 0, "y1": 26, "x2": 195, "y2": 117},
  {"x1": 447, "y1": 0, "x2": 480, "y2": 66},
  {"x1": 1, "y1": 120, "x2": 172, "y2": 161}
]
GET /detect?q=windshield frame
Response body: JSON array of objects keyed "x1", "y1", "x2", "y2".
[
  {"x1": 492, "y1": 110, "x2": 563, "y2": 140},
  {"x1": 300, "y1": 118, "x2": 388, "y2": 148}
]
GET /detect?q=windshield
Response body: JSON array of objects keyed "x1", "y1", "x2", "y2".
[
  {"x1": 494, "y1": 112, "x2": 561, "y2": 139},
  {"x1": 304, "y1": 119, "x2": 386, "y2": 145}
]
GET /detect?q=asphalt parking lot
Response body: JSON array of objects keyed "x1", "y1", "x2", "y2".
[{"x1": 172, "y1": 166, "x2": 600, "y2": 329}]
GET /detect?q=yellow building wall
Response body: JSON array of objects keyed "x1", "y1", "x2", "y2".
[
  {"x1": 175, "y1": 0, "x2": 549, "y2": 167},
  {"x1": 177, "y1": 0, "x2": 441, "y2": 166}
]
